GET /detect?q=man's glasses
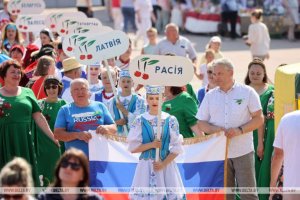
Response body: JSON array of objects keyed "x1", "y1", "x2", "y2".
[
  {"x1": 45, "y1": 85, "x2": 58, "y2": 90},
  {"x1": 207, "y1": 70, "x2": 213, "y2": 74},
  {"x1": 60, "y1": 160, "x2": 81, "y2": 171}
]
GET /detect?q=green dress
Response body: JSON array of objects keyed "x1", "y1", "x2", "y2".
[
  {"x1": 162, "y1": 91, "x2": 198, "y2": 138},
  {"x1": 253, "y1": 85, "x2": 274, "y2": 200},
  {"x1": 0, "y1": 87, "x2": 40, "y2": 182},
  {"x1": 36, "y1": 98, "x2": 66, "y2": 186}
]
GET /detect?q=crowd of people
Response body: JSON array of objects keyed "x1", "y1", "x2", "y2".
[
  {"x1": 0, "y1": 0, "x2": 299, "y2": 200},
  {"x1": 103, "y1": 0, "x2": 299, "y2": 42}
]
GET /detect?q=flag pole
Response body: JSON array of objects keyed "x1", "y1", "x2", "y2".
[
  {"x1": 224, "y1": 137, "x2": 230, "y2": 200},
  {"x1": 155, "y1": 87, "x2": 163, "y2": 162}
]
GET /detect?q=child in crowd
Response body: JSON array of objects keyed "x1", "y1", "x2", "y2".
[
  {"x1": 199, "y1": 36, "x2": 223, "y2": 65},
  {"x1": 141, "y1": 27, "x2": 158, "y2": 55},
  {"x1": 107, "y1": 70, "x2": 146, "y2": 136},
  {"x1": 195, "y1": 49, "x2": 215, "y2": 87},
  {"x1": 91, "y1": 66, "x2": 117, "y2": 107},
  {"x1": 87, "y1": 62, "x2": 103, "y2": 93}
]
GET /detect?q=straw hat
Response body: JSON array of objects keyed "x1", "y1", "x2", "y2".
[{"x1": 61, "y1": 57, "x2": 81, "y2": 72}]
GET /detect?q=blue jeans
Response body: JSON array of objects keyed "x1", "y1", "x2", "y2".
[{"x1": 121, "y1": 7, "x2": 136, "y2": 33}]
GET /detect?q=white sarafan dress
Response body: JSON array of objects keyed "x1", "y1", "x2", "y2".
[{"x1": 127, "y1": 111, "x2": 185, "y2": 200}]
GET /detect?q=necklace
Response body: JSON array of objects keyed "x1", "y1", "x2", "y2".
[{"x1": 102, "y1": 90, "x2": 114, "y2": 100}]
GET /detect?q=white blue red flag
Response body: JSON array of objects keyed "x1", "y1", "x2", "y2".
[{"x1": 89, "y1": 133, "x2": 226, "y2": 200}]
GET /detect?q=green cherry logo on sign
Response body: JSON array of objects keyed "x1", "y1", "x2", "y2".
[{"x1": 134, "y1": 57, "x2": 159, "y2": 80}]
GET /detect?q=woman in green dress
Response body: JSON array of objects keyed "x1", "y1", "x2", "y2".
[
  {"x1": 0, "y1": 60, "x2": 58, "y2": 184},
  {"x1": 36, "y1": 76, "x2": 67, "y2": 186},
  {"x1": 245, "y1": 58, "x2": 274, "y2": 200},
  {"x1": 162, "y1": 86, "x2": 203, "y2": 138}
]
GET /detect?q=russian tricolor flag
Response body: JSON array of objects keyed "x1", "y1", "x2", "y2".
[{"x1": 89, "y1": 133, "x2": 226, "y2": 200}]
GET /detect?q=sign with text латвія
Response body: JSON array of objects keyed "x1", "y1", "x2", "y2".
[
  {"x1": 73, "y1": 30, "x2": 129, "y2": 65},
  {"x1": 62, "y1": 26, "x2": 113, "y2": 57}
]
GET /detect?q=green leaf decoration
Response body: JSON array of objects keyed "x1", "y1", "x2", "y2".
[
  {"x1": 148, "y1": 60, "x2": 159, "y2": 65},
  {"x1": 80, "y1": 41, "x2": 87, "y2": 46},
  {"x1": 64, "y1": 19, "x2": 70, "y2": 23},
  {"x1": 57, "y1": 14, "x2": 63, "y2": 18},
  {"x1": 27, "y1": 17, "x2": 32, "y2": 20},
  {"x1": 70, "y1": 21, "x2": 77, "y2": 25},
  {"x1": 21, "y1": 16, "x2": 26, "y2": 20},
  {"x1": 77, "y1": 36, "x2": 86, "y2": 41},
  {"x1": 71, "y1": 35, "x2": 79, "y2": 39},
  {"x1": 87, "y1": 40, "x2": 96, "y2": 47},
  {"x1": 51, "y1": 14, "x2": 56, "y2": 18},
  {"x1": 81, "y1": 29, "x2": 89, "y2": 33},
  {"x1": 141, "y1": 57, "x2": 149, "y2": 62},
  {"x1": 77, "y1": 27, "x2": 82, "y2": 30}
]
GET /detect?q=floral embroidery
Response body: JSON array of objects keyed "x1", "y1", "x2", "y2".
[
  {"x1": 165, "y1": 104, "x2": 171, "y2": 111},
  {"x1": 0, "y1": 97, "x2": 12, "y2": 118},
  {"x1": 266, "y1": 93, "x2": 274, "y2": 119}
]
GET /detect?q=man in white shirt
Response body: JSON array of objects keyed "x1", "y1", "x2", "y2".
[
  {"x1": 154, "y1": 23, "x2": 197, "y2": 64},
  {"x1": 270, "y1": 110, "x2": 300, "y2": 200},
  {"x1": 196, "y1": 58, "x2": 264, "y2": 200}
]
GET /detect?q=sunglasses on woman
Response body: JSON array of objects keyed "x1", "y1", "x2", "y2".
[
  {"x1": 45, "y1": 85, "x2": 58, "y2": 90},
  {"x1": 60, "y1": 160, "x2": 81, "y2": 171}
]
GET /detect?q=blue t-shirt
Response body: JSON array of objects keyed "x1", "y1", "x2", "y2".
[{"x1": 55, "y1": 101, "x2": 115, "y2": 156}]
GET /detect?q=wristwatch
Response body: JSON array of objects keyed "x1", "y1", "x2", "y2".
[{"x1": 238, "y1": 126, "x2": 244, "y2": 134}]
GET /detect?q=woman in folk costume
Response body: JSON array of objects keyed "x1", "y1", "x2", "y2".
[
  {"x1": 107, "y1": 70, "x2": 146, "y2": 136},
  {"x1": 127, "y1": 86, "x2": 185, "y2": 200}
]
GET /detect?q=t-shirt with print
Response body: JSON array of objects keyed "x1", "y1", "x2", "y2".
[{"x1": 55, "y1": 101, "x2": 114, "y2": 156}]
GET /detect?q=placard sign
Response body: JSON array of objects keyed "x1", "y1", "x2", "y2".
[
  {"x1": 16, "y1": 14, "x2": 46, "y2": 32},
  {"x1": 56, "y1": 17, "x2": 102, "y2": 36},
  {"x1": 73, "y1": 30, "x2": 129, "y2": 65},
  {"x1": 62, "y1": 26, "x2": 113, "y2": 57},
  {"x1": 128, "y1": 55, "x2": 194, "y2": 86},
  {"x1": 8, "y1": 0, "x2": 45, "y2": 15},
  {"x1": 45, "y1": 12, "x2": 86, "y2": 32}
]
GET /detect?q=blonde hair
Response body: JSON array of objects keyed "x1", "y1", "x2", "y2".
[
  {"x1": 1, "y1": 23, "x2": 24, "y2": 51},
  {"x1": 205, "y1": 49, "x2": 215, "y2": 58},
  {"x1": 147, "y1": 27, "x2": 158, "y2": 34},
  {"x1": 0, "y1": 157, "x2": 33, "y2": 188},
  {"x1": 251, "y1": 9, "x2": 263, "y2": 20}
]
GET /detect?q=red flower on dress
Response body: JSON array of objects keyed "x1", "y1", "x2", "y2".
[
  {"x1": 2, "y1": 102, "x2": 11, "y2": 109},
  {"x1": 267, "y1": 111, "x2": 274, "y2": 119},
  {"x1": 0, "y1": 100, "x2": 12, "y2": 118}
]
